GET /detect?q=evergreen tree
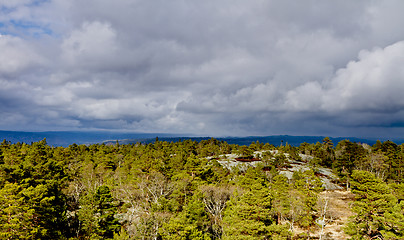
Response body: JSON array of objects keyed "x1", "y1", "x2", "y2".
[
  {"x1": 78, "y1": 185, "x2": 120, "y2": 239},
  {"x1": 0, "y1": 183, "x2": 35, "y2": 239},
  {"x1": 291, "y1": 169, "x2": 323, "y2": 229},
  {"x1": 222, "y1": 182, "x2": 289, "y2": 239},
  {"x1": 345, "y1": 170, "x2": 401, "y2": 239},
  {"x1": 161, "y1": 196, "x2": 211, "y2": 240},
  {"x1": 222, "y1": 185, "x2": 273, "y2": 239},
  {"x1": 271, "y1": 174, "x2": 291, "y2": 225},
  {"x1": 94, "y1": 185, "x2": 121, "y2": 238},
  {"x1": 0, "y1": 139, "x2": 68, "y2": 239}
]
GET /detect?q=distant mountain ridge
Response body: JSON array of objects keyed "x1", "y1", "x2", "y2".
[
  {"x1": 0, "y1": 130, "x2": 180, "y2": 147},
  {"x1": 115, "y1": 135, "x2": 381, "y2": 147},
  {"x1": 1, "y1": 130, "x2": 400, "y2": 147}
]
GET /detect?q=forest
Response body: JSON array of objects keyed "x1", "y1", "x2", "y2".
[{"x1": 0, "y1": 137, "x2": 403, "y2": 239}]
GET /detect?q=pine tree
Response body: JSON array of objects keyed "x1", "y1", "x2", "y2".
[
  {"x1": 0, "y1": 139, "x2": 68, "y2": 239},
  {"x1": 161, "y1": 196, "x2": 211, "y2": 240},
  {"x1": 222, "y1": 183, "x2": 279, "y2": 240},
  {"x1": 0, "y1": 183, "x2": 35, "y2": 239},
  {"x1": 345, "y1": 170, "x2": 400, "y2": 239},
  {"x1": 78, "y1": 185, "x2": 120, "y2": 239},
  {"x1": 291, "y1": 169, "x2": 323, "y2": 229}
]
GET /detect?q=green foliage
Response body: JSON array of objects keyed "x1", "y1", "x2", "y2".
[
  {"x1": 0, "y1": 182, "x2": 35, "y2": 239},
  {"x1": 161, "y1": 196, "x2": 211, "y2": 240},
  {"x1": 345, "y1": 170, "x2": 403, "y2": 239},
  {"x1": 272, "y1": 152, "x2": 288, "y2": 170},
  {"x1": 77, "y1": 185, "x2": 120, "y2": 239},
  {"x1": 291, "y1": 170, "x2": 323, "y2": 229},
  {"x1": 113, "y1": 227, "x2": 130, "y2": 240},
  {"x1": 222, "y1": 186, "x2": 273, "y2": 239},
  {"x1": 94, "y1": 186, "x2": 121, "y2": 238},
  {"x1": 271, "y1": 175, "x2": 291, "y2": 224},
  {"x1": 334, "y1": 140, "x2": 366, "y2": 177},
  {"x1": 0, "y1": 137, "x2": 403, "y2": 239},
  {"x1": 0, "y1": 139, "x2": 68, "y2": 239}
]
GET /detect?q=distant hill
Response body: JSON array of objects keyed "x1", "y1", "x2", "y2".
[
  {"x1": 0, "y1": 130, "x2": 180, "y2": 147},
  {"x1": 113, "y1": 135, "x2": 383, "y2": 147},
  {"x1": 1, "y1": 130, "x2": 400, "y2": 147}
]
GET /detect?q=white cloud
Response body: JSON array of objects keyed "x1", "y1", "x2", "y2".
[
  {"x1": 1, "y1": 0, "x2": 404, "y2": 137},
  {"x1": 285, "y1": 82, "x2": 324, "y2": 111},
  {"x1": 61, "y1": 21, "x2": 118, "y2": 68},
  {"x1": 0, "y1": 35, "x2": 43, "y2": 74},
  {"x1": 280, "y1": 40, "x2": 404, "y2": 135},
  {"x1": 323, "y1": 41, "x2": 404, "y2": 112}
]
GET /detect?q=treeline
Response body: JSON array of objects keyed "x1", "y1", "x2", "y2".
[{"x1": 0, "y1": 138, "x2": 403, "y2": 239}]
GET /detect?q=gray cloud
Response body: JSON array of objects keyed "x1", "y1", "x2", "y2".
[{"x1": 0, "y1": 0, "x2": 404, "y2": 138}]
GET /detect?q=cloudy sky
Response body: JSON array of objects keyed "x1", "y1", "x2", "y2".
[{"x1": 1, "y1": 0, "x2": 404, "y2": 138}]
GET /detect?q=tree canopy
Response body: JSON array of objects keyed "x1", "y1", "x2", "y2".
[{"x1": 0, "y1": 137, "x2": 402, "y2": 239}]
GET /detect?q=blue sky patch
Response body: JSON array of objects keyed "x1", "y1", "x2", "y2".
[{"x1": 0, "y1": 19, "x2": 53, "y2": 38}]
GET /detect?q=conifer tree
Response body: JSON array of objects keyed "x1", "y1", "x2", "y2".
[
  {"x1": 345, "y1": 170, "x2": 401, "y2": 239},
  {"x1": 0, "y1": 139, "x2": 68, "y2": 239},
  {"x1": 222, "y1": 185, "x2": 273, "y2": 239},
  {"x1": 161, "y1": 196, "x2": 211, "y2": 240},
  {"x1": 78, "y1": 185, "x2": 120, "y2": 239},
  {"x1": 0, "y1": 183, "x2": 35, "y2": 239}
]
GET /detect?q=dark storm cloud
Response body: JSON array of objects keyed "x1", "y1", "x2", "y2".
[{"x1": 1, "y1": 0, "x2": 404, "y2": 138}]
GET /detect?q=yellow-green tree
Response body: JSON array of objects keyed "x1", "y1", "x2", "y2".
[{"x1": 345, "y1": 170, "x2": 403, "y2": 239}]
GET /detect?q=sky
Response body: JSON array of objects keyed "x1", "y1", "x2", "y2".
[{"x1": 1, "y1": 0, "x2": 404, "y2": 139}]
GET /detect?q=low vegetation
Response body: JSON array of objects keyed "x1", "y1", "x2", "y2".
[{"x1": 0, "y1": 137, "x2": 403, "y2": 239}]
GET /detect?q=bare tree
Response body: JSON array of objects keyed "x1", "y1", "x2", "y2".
[
  {"x1": 317, "y1": 195, "x2": 329, "y2": 240},
  {"x1": 138, "y1": 171, "x2": 174, "y2": 205},
  {"x1": 200, "y1": 185, "x2": 234, "y2": 238}
]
